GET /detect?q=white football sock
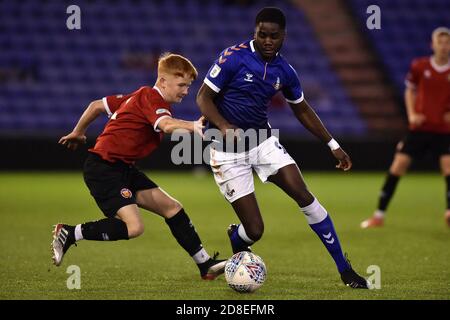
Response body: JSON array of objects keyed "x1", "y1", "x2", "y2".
[
  {"x1": 238, "y1": 224, "x2": 254, "y2": 244},
  {"x1": 374, "y1": 210, "x2": 385, "y2": 218},
  {"x1": 300, "y1": 198, "x2": 328, "y2": 224},
  {"x1": 74, "y1": 224, "x2": 84, "y2": 241},
  {"x1": 193, "y1": 248, "x2": 210, "y2": 264}
]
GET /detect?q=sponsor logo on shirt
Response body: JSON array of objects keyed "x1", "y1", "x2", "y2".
[
  {"x1": 210, "y1": 64, "x2": 221, "y2": 78},
  {"x1": 244, "y1": 73, "x2": 254, "y2": 82},
  {"x1": 156, "y1": 108, "x2": 171, "y2": 115}
]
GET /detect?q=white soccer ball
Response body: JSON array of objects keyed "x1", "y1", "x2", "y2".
[{"x1": 225, "y1": 251, "x2": 267, "y2": 293}]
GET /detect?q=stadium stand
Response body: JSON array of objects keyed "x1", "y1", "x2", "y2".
[
  {"x1": 349, "y1": 0, "x2": 449, "y2": 98},
  {"x1": 0, "y1": 0, "x2": 366, "y2": 137},
  {"x1": 296, "y1": 0, "x2": 406, "y2": 136}
]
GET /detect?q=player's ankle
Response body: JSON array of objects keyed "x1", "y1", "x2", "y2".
[{"x1": 373, "y1": 210, "x2": 385, "y2": 218}]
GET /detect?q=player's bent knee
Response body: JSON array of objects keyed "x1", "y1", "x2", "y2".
[
  {"x1": 440, "y1": 156, "x2": 450, "y2": 176},
  {"x1": 390, "y1": 153, "x2": 411, "y2": 176},
  {"x1": 163, "y1": 200, "x2": 183, "y2": 219},
  {"x1": 127, "y1": 222, "x2": 145, "y2": 239}
]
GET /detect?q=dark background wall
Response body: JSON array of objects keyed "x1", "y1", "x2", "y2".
[{"x1": 1, "y1": 136, "x2": 439, "y2": 171}]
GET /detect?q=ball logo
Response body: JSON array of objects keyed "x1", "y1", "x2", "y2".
[
  {"x1": 244, "y1": 263, "x2": 265, "y2": 283},
  {"x1": 120, "y1": 188, "x2": 133, "y2": 198}
]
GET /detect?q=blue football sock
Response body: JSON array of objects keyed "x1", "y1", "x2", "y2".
[
  {"x1": 309, "y1": 215, "x2": 350, "y2": 273},
  {"x1": 230, "y1": 225, "x2": 252, "y2": 248}
]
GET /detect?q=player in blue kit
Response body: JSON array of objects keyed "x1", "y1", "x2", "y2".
[{"x1": 196, "y1": 7, "x2": 369, "y2": 288}]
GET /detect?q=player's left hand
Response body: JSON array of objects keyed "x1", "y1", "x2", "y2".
[{"x1": 332, "y1": 148, "x2": 352, "y2": 171}]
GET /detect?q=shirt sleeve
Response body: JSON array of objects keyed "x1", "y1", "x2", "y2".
[
  {"x1": 204, "y1": 48, "x2": 239, "y2": 93},
  {"x1": 138, "y1": 90, "x2": 172, "y2": 132},
  {"x1": 282, "y1": 64, "x2": 304, "y2": 104},
  {"x1": 405, "y1": 59, "x2": 421, "y2": 89},
  {"x1": 102, "y1": 94, "x2": 132, "y2": 118}
]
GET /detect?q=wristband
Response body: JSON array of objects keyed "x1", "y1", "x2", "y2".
[{"x1": 327, "y1": 138, "x2": 340, "y2": 151}]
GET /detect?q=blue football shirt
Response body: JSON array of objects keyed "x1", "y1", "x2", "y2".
[{"x1": 204, "y1": 40, "x2": 304, "y2": 130}]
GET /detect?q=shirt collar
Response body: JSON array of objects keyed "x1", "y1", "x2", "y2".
[
  {"x1": 153, "y1": 85, "x2": 165, "y2": 99},
  {"x1": 250, "y1": 39, "x2": 256, "y2": 52},
  {"x1": 430, "y1": 56, "x2": 450, "y2": 73}
]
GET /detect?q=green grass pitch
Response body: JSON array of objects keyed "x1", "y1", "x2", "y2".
[{"x1": 0, "y1": 171, "x2": 449, "y2": 300}]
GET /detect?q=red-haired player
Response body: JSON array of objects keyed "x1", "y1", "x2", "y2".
[{"x1": 52, "y1": 53, "x2": 226, "y2": 280}]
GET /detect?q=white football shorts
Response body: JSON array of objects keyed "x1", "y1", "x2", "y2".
[{"x1": 209, "y1": 136, "x2": 296, "y2": 203}]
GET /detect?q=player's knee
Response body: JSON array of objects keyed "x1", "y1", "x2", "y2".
[
  {"x1": 390, "y1": 166, "x2": 408, "y2": 176},
  {"x1": 390, "y1": 154, "x2": 411, "y2": 176},
  {"x1": 163, "y1": 200, "x2": 183, "y2": 218},
  {"x1": 440, "y1": 156, "x2": 450, "y2": 176},
  {"x1": 127, "y1": 221, "x2": 145, "y2": 238}
]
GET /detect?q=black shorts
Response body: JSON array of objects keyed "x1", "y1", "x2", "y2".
[
  {"x1": 397, "y1": 131, "x2": 450, "y2": 158},
  {"x1": 83, "y1": 153, "x2": 158, "y2": 217}
]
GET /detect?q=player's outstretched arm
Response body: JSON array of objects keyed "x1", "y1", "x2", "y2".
[
  {"x1": 58, "y1": 99, "x2": 105, "y2": 150},
  {"x1": 289, "y1": 99, "x2": 352, "y2": 171},
  {"x1": 157, "y1": 116, "x2": 205, "y2": 137}
]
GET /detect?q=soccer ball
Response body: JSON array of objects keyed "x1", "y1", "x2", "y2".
[{"x1": 225, "y1": 251, "x2": 267, "y2": 293}]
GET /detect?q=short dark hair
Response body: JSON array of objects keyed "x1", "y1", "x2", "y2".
[{"x1": 255, "y1": 7, "x2": 286, "y2": 30}]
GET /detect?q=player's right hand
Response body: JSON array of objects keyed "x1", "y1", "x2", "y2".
[
  {"x1": 193, "y1": 116, "x2": 206, "y2": 138},
  {"x1": 58, "y1": 132, "x2": 86, "y2": 150},
  {"x1": 409, "y1": 113, "x2": 426, "y2": 126}
]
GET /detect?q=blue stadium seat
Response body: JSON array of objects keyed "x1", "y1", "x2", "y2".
[{"x1": 350, "y1": 0, "x2": 449, "y2": 92}]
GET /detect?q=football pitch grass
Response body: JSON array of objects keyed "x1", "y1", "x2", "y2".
[{"x1": 0, "y1": 171, "x2": 449, "y2": 300}]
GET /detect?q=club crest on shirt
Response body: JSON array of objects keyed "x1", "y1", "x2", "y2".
[
  {"x1": 210, "y1": 64, "x2": 221, "y2": 78},
  {"x1": 273, "y1": 77, "x2": 281, "y2": 90},
  {"x1": 120, "y1": 188, "x2": 133, "y2": 199},
  {"x1": 424, "y1": 69, "x2": 431, "y2": 78}
]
